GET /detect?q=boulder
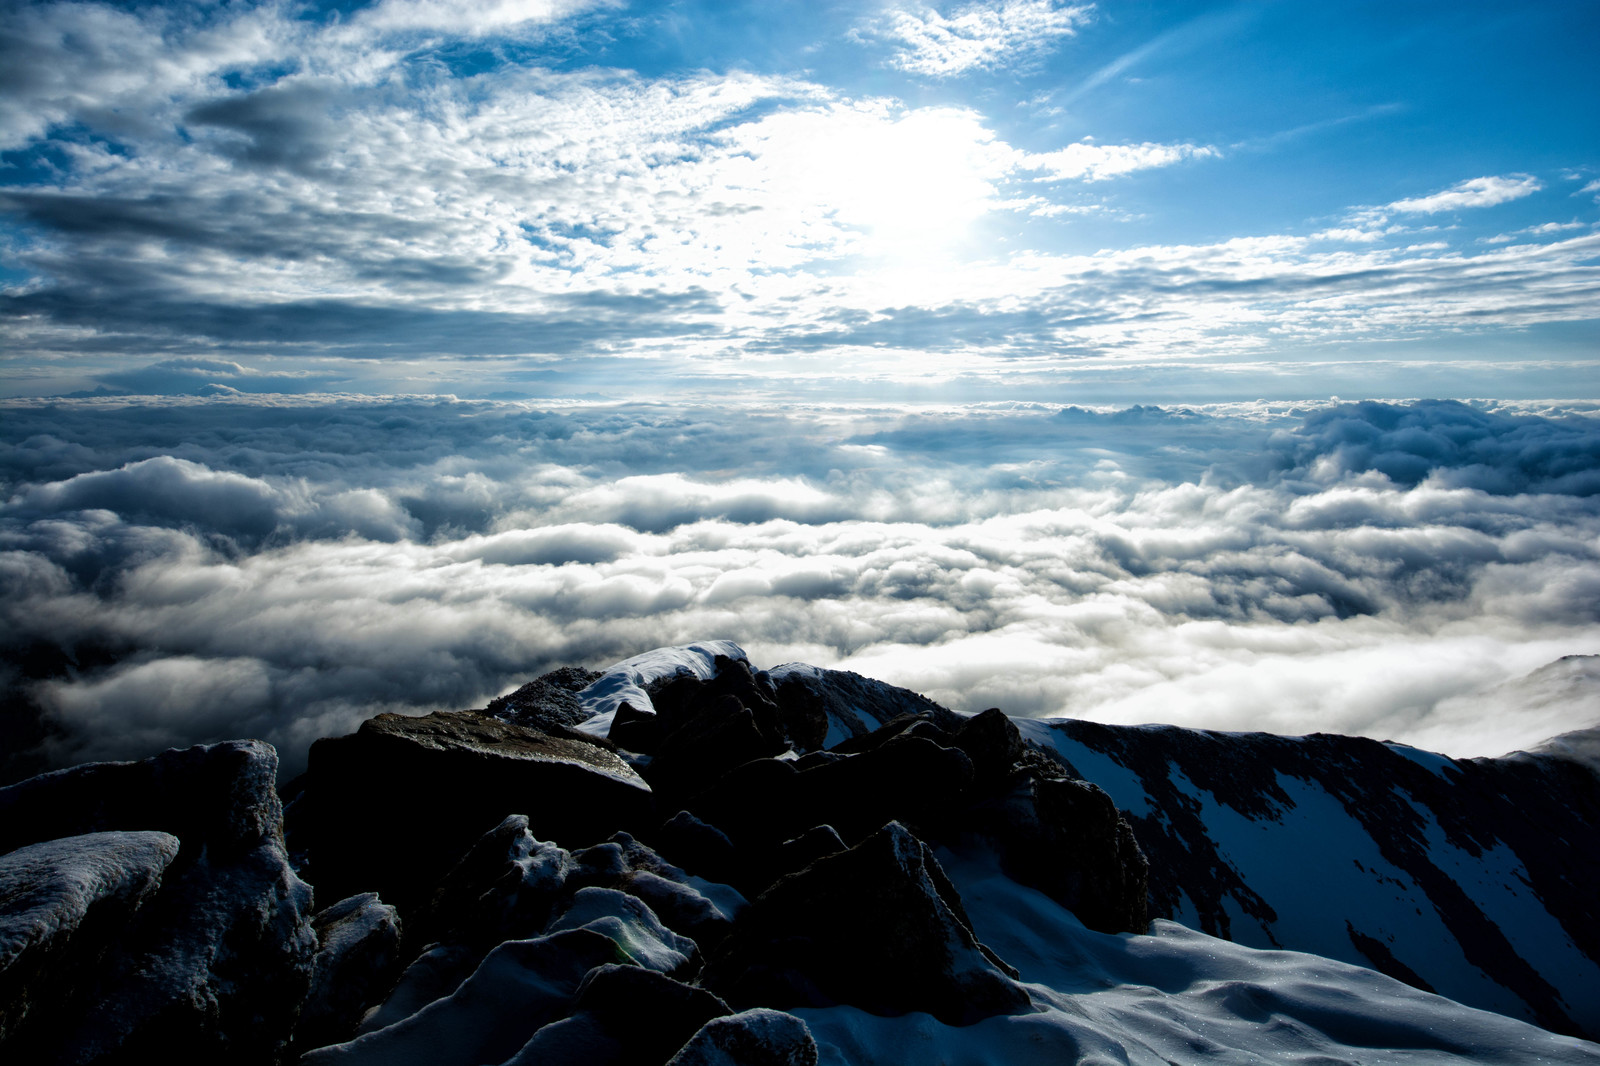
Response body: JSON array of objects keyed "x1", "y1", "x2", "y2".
[
  {"x1": 292, "y1": 711, "x2": 654, "y2": 912},
  {"x1": 953, "y1": 708, "x2": 1025, "y2": 792},
  {"x1": 486, "y1": 667, "x2": 603, "y2": 732},
  {"x1": 686, "y1": 735, "x2": 975, "y2": 856},
  {"x1": 0, "y1": 739, "x2": 286, "y2": 859},
  {"x1": 766, "y1": 665, "x2": 964, "y2": 751},
  {"x1": 642, "y1": 694, "x2": 788, "y2": 803},
  {"x1": 702, "y1": 822, "x2": 1029, "y2": 1026},
  {"x1": 666, "y1": 1009, "x2": 819, "y2": 1066},
  {"x1": 408, "y1": 814, "x2": 573, "y2": 955},
  {"x1": 617, "y1": 870, "x2": 737, "y2": 953},
  {"x1": 295, "y1": 893, "x2": 404, "y2": 1052},
  {"x1": 547, "y1": 887, "x2": 698, "y2": 976},
  {"x1": 0, "y1": 831, "x2": 178, "y2": 1041},
  {"x1": 0, "y1": 741, "x2": 317, "y2": 1065},
  {"x1": 649, "y1": 811, "x2": 740, "y2": 885},
  {"x1": 789, "y1": 735, "x2": 975, "y2": 844},
  {"x1": 607, "y1": 701, "x2": 662, "y2": 753},
  {"x1": 304, "y1": 928, "x2": 621, "y2": 1066},
  {"x1": 648, "y1": 656, "x2": 790, "y2": 752},
  {"x1": 502, "y1": 963, "x2": 731, "y2": 1066},
  {"x1": 959, "y1": 773, "x2": 1149, "y2": 934}
]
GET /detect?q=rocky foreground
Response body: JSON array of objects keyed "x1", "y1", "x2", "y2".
[{"x1": 2, "y1": 641, "x2": 1598, "y2": 1065}]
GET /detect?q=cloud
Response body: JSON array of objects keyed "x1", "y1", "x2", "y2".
[
  {"x1": 3, "y1": 398, "x2": 1599, "y2": 782},
  {"x1": 1387, "y1": 175, "x2": 1543, "y2": 214},
  {"x1": 353, "y1": 0, "x2": 612, "y2": 36},
  {"x1": 1022, "y1": 140, "x2": 1218, "y2": 183},
  {"x1": 95, "y1": 358, "x2": 349, "y2": 396},
  {"x1": 864, "y1": 0, "x2": 1094, "y2": 77}
]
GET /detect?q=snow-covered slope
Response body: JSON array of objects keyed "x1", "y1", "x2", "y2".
[
  {"x1": 798, "y1": 846, "x2": 1600, "y2": 1066},
  {"x1": 1031, "y1": 716, "x2": 1600, "y2": 1039}
]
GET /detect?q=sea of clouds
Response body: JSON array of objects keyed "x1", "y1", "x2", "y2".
[{"x1": 4, "y1": 395, "x2": 1599, "y2": 782}]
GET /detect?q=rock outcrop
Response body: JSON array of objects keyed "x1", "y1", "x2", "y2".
[
  {"x1": 289, "y1": 710, "x2": 653, "y2": 912},
  {"x1": 0, "y1": 831, "x2": 178, "y2": 1040},
  {"x1": 6, "y1": 643, "x2": 1596, "y2": 1064},
  {"x1": 702, "y1": 822, "x2": 1031, "y2": 1026},
  {"x1": 0, "y1": 740, "x2": 316, "y2": 1064}
]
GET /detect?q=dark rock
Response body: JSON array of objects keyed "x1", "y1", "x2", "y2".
[
  {"x1": 767, "y1": 665, "x2": 964, "y2": 751},
  {"x1": 547, "y1": 887, "x2": 698, "y2": 976},
  {"x1": 827, "y1": 714, "x2": 947, "y2": 756},
  {"x1": 790, "y1": 735, "x2": 975, "y2": 845},
  {"x1": 702, "y1": 821, "x2": 1029, "y2": 1026},
  {"x1": 500, "y1": 1011, "x2": 624, "y2": 1066},
  {"x1": 294, "y1": 892, "x2": 404, "y2": 1052},
  {"x1": 684, "y1": 759, "x2": 800, "y2": 850},
  {"x1": 649, "y1": 811, "x2": 740, "y2": 885},
  {"x1": 959, "y1": 773, "x2": 1148, "y2": 935},
  {"x1": 666, "y1": 1009, "x2": 819, "y2": 1066},
  {"x1": 737, "y1": 825, "x2": 847, "y2": 897},
  {"x1": 954, "y1": 708, "x2": 1025, "y2": 791},
  {"x1": 0, "y1": 739, "x2": 287, "y2": 859},
  {"x1": 292, "y1": 710, "x2": 654, "y2": 912},
  {"x1": 355, "y1": 942, "x2": 479, "y2": 1036},
  {"x1": 0, "y1": 831, "x2": 178, "y2": 1042},
  {"x1": 643, "y1": 695, "x2": 788, "y2": 803},
  {"x1": 617, "y1": 870, "x2": 737, "y2": 954},
  {"x1": 771, "y1": 825, "x2": 847, "y2": 878},
  {"x1": 507, "y1": 963, "x2": 730, "y2": 1066},
  {"x1": 408, "y1": 814, "x2": 573, "y2": 955},
  {"x1": 649, "y1": 656, "x2": 790, "y2": 752},
  {"x1": 0, "y1": 741, "x2": 317, "y2": 1066},
  {"x1": 485, "y1": 666, "x2": 603, "y2": 731},
  {"x1": 305, "y1": 928, "x2": 622, "y2": 1066},
  {"x1": 608, "y1": 700, "x2": 662, "y2": 753},
  {"x1": 791, "y1": 751, "x2": 844, "y2": 771}
]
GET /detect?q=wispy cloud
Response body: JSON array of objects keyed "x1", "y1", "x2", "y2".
[
  {"x1": 1022, "y1": 140, "x2": 1218, "y2": 182},
  {"x1": 862, "y1": 0, "x2": 1093, "y2": 77},
  {"x1": 1387, "y1": 175, "x2": 1543, "y2": 214}
]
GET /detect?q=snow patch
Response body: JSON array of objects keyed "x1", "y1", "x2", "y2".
[{"x1": 574, "y1": 641, "x2": 747, "y2": 736}]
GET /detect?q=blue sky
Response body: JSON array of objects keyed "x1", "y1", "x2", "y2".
[{"x1": 2, "y1": 0, "x2": 1597, "y2": 400}]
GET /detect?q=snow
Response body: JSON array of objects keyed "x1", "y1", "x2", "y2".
[
  {"x1": 684, "y1": 875, "x2": 748, "y2": 922},
  {"x1": 794, "y1": 846, "x2": 1600, "y2": 1065},
  {"x1": 0, "y1": 831, "x2": 178, "y2": 972},
  {"x1": 574, "y1": 641, "x2": 747, "y2": 737},
  {"x1": 1407, "y1": 804, "x2": 1600, "y2": 1034},
  {"x1": 545, "y1": 887, "x2": 696, "y2": 973}
]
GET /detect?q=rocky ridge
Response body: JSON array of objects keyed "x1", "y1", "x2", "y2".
[{"x1": 0, "y1": 641, "x2": 1596, "y2": 1065}]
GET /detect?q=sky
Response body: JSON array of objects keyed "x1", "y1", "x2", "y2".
[
  {"x1": 2, "y1": 0, "x2": 1597, "y2": 399},
  {"x1": 2, "y1": 1, "x2": 1599, "y2": 781}
]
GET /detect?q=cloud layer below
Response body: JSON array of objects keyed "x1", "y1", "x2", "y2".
[{"x1": 3, "y1": 396, "x2": 1598, "y2": 780}]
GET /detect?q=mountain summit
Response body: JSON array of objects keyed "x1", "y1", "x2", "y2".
[{"x1": 2, "y1": 643, "x2": 1597, "y2": 1064}]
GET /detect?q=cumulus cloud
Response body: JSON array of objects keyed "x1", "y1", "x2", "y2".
[
  {"x1": 3, "y1": 397, "x2": 1599, "y2": 782},
  {"x1": 1387, "y1": 175, "x2": 1544, "y2": 214},
  {"x1": 864, "y1": 0, "x2": 1094, "y2": 77}
]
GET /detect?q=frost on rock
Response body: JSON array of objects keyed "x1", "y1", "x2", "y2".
[
  {"x1": 302, "y1": 928, "x2": 621, "y2": 1066},
  {"x1": 0, "y1": 740, "x2": 317, "y2": 1066},
  {"x1": 501, "y1": 963, "x2": 731, "y2": 1066},
  {"x1": 547, "y1": 886, "x2": 698, "y2": 975},
  {"x1": 666, "y1": 1008, "x2": 820, "y2": 1066},
  {"x1": 295, "y1": 892, "x2": 404, "y2": 1052},
  {"x1": 290, "y1": 710, "x2": 653, "y2": 913},
  {"x1": 0, "y1": 831, "x2": 178, "y2": 1040}
]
